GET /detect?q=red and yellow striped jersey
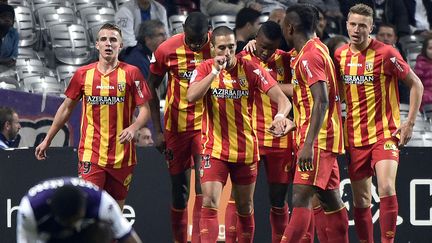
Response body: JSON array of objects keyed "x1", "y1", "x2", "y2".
[
  {"x1": 150, "y1": 32, "x2": 212, "y2": 132},
  {"x1": 191, "y1": 58, "x2": 277, "y2": 163},
  {"x1": 238, "y1": 49, "x2": 292, "y2": 149},
  {"x1": 291, "y1": 38, "x2": 344, "y2": 154},
  {"x1": 65, "y1": 62, "x2": 151, "y2": 168},
  {"x1": 334, "y1": 39, "x2": 410, "y2": 147}
]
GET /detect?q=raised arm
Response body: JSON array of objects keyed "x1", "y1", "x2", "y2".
[{"x1": 35, "y1": 97, "x2": 79, "y2": 160}]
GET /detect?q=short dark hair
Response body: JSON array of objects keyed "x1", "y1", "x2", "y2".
[
  {"x1": 98, "y1": 23, "x2": 123, "y2": 39},
  {"x1": 235, "y1": 7, "x2": 261, "y2": 29},
  {"x1": 349, "y1": 3, "x2": 374, "y2": 19},
  {"x1": 0, "y1": 106, "x2": 15, "y2": 129},
  {"x1": 211, "y1": 26, "x2": 235, "y2": 45},
  {"x1": 258, "y1": 21, "x2": 282, "y2": 40},
  {"x1": 51, "y1": 185, "x2": 86, "y2": 221},
  {"x1": 137, "y1": 20, "x2": 165, "y2": 42},
  {"x1": 377, "y1": 23, "x2": 397, "y2": 35},
  {"x1": 286, "y1": 4, "x2": 317, "y2": 34},
  {"x1": 184, "y1": 12, "x2": 209, "y2": 33},
  {"x1": 0, "y1": 4, "x2": 15, "y2": 21}
]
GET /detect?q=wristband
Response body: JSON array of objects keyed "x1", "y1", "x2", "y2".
[
  {"x1": 274, "y1": 113, "x2": 285, "y2": 119},
  {"x1": 211, "y1": 66, "x2": 220, "y2": 75}
]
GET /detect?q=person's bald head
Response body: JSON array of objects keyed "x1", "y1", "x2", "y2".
[{"x1": 268, "y1": 8, "x2": 285, "y2": 25}]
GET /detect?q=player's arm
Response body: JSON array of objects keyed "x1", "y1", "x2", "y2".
[
  {"x1": 35, "y1": 97, "x2": 80, "y2": 160},
  {"x1": 279, "y1": 83, "x2": 293, "y2": 97},
  {"x1": 147, "y1": 72, "x2": 165, "y2": 152},
  {"x1": 394, "y1": 69, "x2": 424, "y2": 146},
  {"x1": 298, "y1": 81, "x2": 329, "y2": 171},
  {"x1": 187, "y1": 56, "x2": 225, "y2": 102},
  {"x1": 119, "y1": 104, "x2": 150, "y2": 144},
  {"x1": 266, "y1": 85, "x2": 295, "y2": 136}
]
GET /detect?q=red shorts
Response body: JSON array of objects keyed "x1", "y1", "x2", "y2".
[
  {"x1": 293, "y1": 147, "x2": 340, "y2": 190},
  {"x1": 260, "y1": 146, "x2": 295, "y2": 184},
  {"x1": 164, "y1": 130, "x2": 201, "y2": 175},
  {"x1": 199, "y1": 155, "x2": 258, "y2": 185},
  {"x1": 78, "y1": 162, "x2": 135, "y2": 201},
  {"x1": 346, "y1": 137, "x2": 400, "y2": 181}
]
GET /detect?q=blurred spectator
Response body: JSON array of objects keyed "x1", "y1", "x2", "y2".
[
  {"x1": 235, "y1": 7, "x2": 261, "y2": 53},
  {"x1": 338, "y1": 0, "x2": 411, "y2": 37},
  {"x1": 121, "y1": 20, "x2": 168, "y2": 79},
  {"x1": 268, "y1": 8, "x2": 285, "y2": 24},
  {"x1": 115, "y1": 0, "x2": 168, "y2": 48},
  {"x1": 0, "y1": 106, "x2": 21, "y2": 149},
  {"x1": 405, "y1": 0, "x2": 432, "y2": 36},
  {"x1": 200, "y1": 0, "x2": 262, "y2": 17},
  {"x1": 135, "y1": 126, "x2": 154, "y2": 146},
  {"x1": 376, "y1": 23, "x2": 410, "y2": 104},
  {"x1": 316, "y1": 6, "x2": 331, "y2": 42},
  {"x1": 0, "y1": 4, "x2": 18, "y2": 71},
  {"x1": 325, "y1": 35, "x2": 349, "y2": 60},
  {"x1": 165, "y1": 0, "x2": 199, "y2": 17},
  {"x1": 414, "y1": 36, "x2": 432, "y2": 107},
  {"x1": 254, "y1": 0, "x2": 293, "y2": 14}
]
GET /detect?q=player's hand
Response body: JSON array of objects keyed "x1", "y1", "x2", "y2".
[
  {"x1": 213, "y1": 56, "x2": 227, "y2": 71},
  {"x1": 297, "y1": 144, "x2": 314, "y2": 172},
  {"x1": 392, "y1": 121, "x2": 414, "y2": 147},
  {"x1": 243, "y1": 39, "x2": 257, "y2": 54},
  {"x1": 268, "y1": 118, "x2": 296, "y2": 137},
  {"x1": 154, "y1": 132, "x2": 166, "y2": 154},
  {"x1": 119, "y1": 127, "x2": 137, "y2": 144},
  {"x1": 35, "y1": 140, "x2": 49, "y2": 160}
]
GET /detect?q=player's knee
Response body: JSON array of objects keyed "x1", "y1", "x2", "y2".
[
  {"x1": 202, "y1": 195, "x2": 219, "y2": 209},
  {"x1": 268, "y1": 183, "x2": 288, "y2": 207},
  {"x1": 291, "y1": 185, "x2": 314, "y2": 207},
  {"x1": 236, "y1": 200, "x2": 253, "y2": 215},
  {"x1": 378, "y1": 182, "x2": 396, "y2": 197}
]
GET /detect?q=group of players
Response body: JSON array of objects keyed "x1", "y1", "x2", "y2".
[{"x1": 20, "y1": 2, "x2": 423, "y2": 243}]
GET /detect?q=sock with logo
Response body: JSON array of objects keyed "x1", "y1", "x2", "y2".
[
  {"x1": 314, "y1": 206, "x2": 328, "y2": 243},
  {"x1": 325, "y1": 207, "x2": 349, "y2": 243},
  {"x1": 300, "y1": 209, "x2": 314, "y2": 243},
  {"x1": 281, "y1": 207, "x2": 312, "y2": 243},
  {"x1": 237, "y1": 211, "x2": 255, "y2": 243},
  {"x1": 171, "y1": 207, "x2": 188, "y2": 243},
  {"x1": 200, "y1": 207, "x2": 219, "y2": 243},
  {"x1": 224, "y1": 200, "x2": 237, "y2": 243},
  {"x1": 380, "y1": 195, "x2": 398, "y2": 243},
  {"x1": 354, "y1": 206, "x2": 374, "y2": 243},
  {"x1": 192, "y1": 195, "x2": 203, "y2": 243},
  {"x1": 270, "y1": 204, "x2": 289, "y2": 243}
]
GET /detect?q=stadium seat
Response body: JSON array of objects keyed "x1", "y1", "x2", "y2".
[
  {"x1": 79, "y1": 6, "x2": 116, "y2": 44},
  {"x1": 56, "y1": 65, "x2": 79, "y2": 87},
  {"x1": 22, "y1": 75, "x2": 59, "y2": 93},
  {"x1": 73, "y1": 0, "x2": 114, "y2": 12},
  {"x1": 0, "y1": 80, "x2": 19, "y2": 90},
  {"x1": 114, "y1": 0, "x2": 131, "y2": 11},
  {"x1": 31, "y1": 0, "x2": 73, "y2": 12},
  {"x1": 211, "y1": 15, "x2": 236, "y2": 30},
  {"x1": 423, "y1": 104, "x2": 432, "y2": 121},
  {"x1": 7, "y1": 0, "x2": 30, "y2": 7},
  {"x1": 13, "y1": 6, "x2": 38, "y2": 47},
  {"x1": 30, "y1": 81, "x2": 65, "y2": 96},
  {"x1": 405, "y1": 131, "x2": 424, "y2": 147},
  {"x1": 399, "y1": 35, "x2": 424, "y2": 54},
  {"x1": 17, "y1": 48, "x2": 40, "y2": 60},
  {"x1": 46, "y1": 23, "x2": 93, "y2": 66},
  {"x1": 168, "y1": 15, "x2": 187, "y2": 35},
  {"x1": 36, "y1": 6, "x2": 77, "y2": 29},
  {"x1": 16, "y1": 66, "x2": 56, "y2": 82},
  {"x1": 15, "y1": 58, "x2": 44, "y2": 67}
]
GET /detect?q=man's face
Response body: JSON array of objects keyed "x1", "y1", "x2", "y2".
[
  {"x1": 213, "y1": 34, "x2": 236, "y2": 68},
  {"x1": 248, "y1": 19, "x2": 261, "y2": 39},
  {"x1": 135, "y1": 127, "x2": 154, "y2": 147},
  {"x1": 426, "y1": 39, "x2": 432, "y2": 60},
  {"x1": 376, "y1": 26, "x2": 397, "y2": 45},
  {"x1": 96, "y1": 28, "x2": 123, "y2": 61},
  {"x1": 346, "y1": 13, "x2": 373, "y2": 46},
  {"x1": 137, "y1": 0, "x2": 150, "y2": 9},
  {"x1": 282, "y1": 16, "x2": 294, "y2": 47},
  {"x1": 6, "y1": 113, "x2": 20, "y2": 140},
  {"x1": 145, "y1": 27, "x2": 167, "y2": 52},
  {"x1": 317, "y1": 11, "x2": 327, "y2": 35},
  {"x1": 255, "y1": 33, "x2": 280, "y2": 62},
  {"x1": 184, "y1": 27, "x2": 208, "y2": 52}
]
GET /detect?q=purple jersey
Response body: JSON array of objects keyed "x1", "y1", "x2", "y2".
[{"x1": 17, "y1": 177, "x2": 132, "y2": 242}]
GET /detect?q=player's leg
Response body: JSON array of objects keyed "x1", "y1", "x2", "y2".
[
  {"x1": 375, "y1": 159, "x2": 398, "y2": 243},
  {"x1": 191, "y1": 131, "x2": 203, "y2": 243},
  {"x1": 312, "y1": 195, "x2": 327, "y2": 243},
  {"x1": 347, "y1": 145, "x2": 375, "y2": 243},
  {"x1": 224, "y1": 187, "x2": 237, "y2": 243},
  {"x1": 262, "y1": 148, "x2": 292, "y2": 243},
  {"x1": 199, "y1": 157, "x2": 229, "y2": 243}
]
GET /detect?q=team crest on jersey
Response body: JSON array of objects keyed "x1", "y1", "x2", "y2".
[
  {"x1": 365, "y1": 62, "x2": 374, "y2": 72},
  {"x1": 384, "y1": 140, "x2": 398, "y2": 151},
  {"x1": 276, "y1": 67, "x2": 284, "y2": 76},
  {"x1": 238, "y1": 77, "x2": 247, "y2": 87},
  {"x1": 118, "y1": 83, "x2": 125, "y2": 92},
  {"x1": 123, "y1": 174, "x2": 132, "y2": 186}
]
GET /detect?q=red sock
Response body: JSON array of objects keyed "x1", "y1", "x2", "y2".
[
  {"x1": 380, "y1": 195, "x2": 398, "y2": 243},
  {"x1": 281, "y1": 207, "x2": 312, "y2": 243},
  {"x1": 354, "y1": 206, "x2": 374, "y2": 243},
  {"x1": 270, "y1": 204, "x2": 289, "y2": 243},
  {"x1": 300, "y1": 210, "x2": 314, "y2": 243},
  {"x1": 237, "y1": 211, "x2": 255, "y2": 243},
  {"x1": 314, "y1": 206, "x2": 327, "y2": 243},
  {"x1": 192, "y1": 195, "x2": 203, "y2": 243},
  {"x1": 325, "y1": 207, "x2": 349, "y2": 243},
  {"x1": 171, "y1": 207, "x2": 188, "y2": 243},
  {"x1": 200, "y1": 207, "x2": 219, "y2": 243},
  {"x1": 224, "y1": 200, "x2": 237, "y2": 243}
]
